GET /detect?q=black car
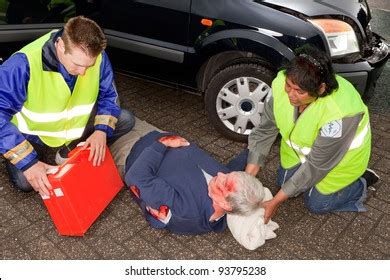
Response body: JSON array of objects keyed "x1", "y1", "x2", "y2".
[{"x1": 0, "y1": 0, "x2": 388, "y2": 141}]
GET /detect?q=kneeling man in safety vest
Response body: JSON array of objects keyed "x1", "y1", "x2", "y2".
[{"x1": 0, "y1": 16, "x2": 134, "y2": 197}]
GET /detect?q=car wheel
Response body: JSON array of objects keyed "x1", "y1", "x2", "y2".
[{"x1": 204, "y1": 63, "x2": 274, "y2": 142}]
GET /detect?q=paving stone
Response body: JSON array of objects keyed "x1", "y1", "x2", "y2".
[
  {"x1": 264, "y1": 154, "x2": 281, "y2": 172},
  {"x1": 44, "y1": 226, "x2": 68, "y2": 244},
  {"x1": 271, "y1": 201, "x2": 305, "y2": 228},
  {"x1": 369, "y1": 152, "x2": 382, "y2": 166},
  {"x1": 123, "y1": 202, "x2": 146, "y2": 222},
  {"x1": 3, "y1": 188, "x2": 35, "y2": 205},
  {"x1": 0, "y1": 238, "x2": 32, "y2": 260},
  {"x1": 371, "y1": 132, "x2": 382, "y2": 148},
  {"x1": 14, "y1": 218, "x2": 53, "y2": 244},
  {"x1": 191, "y1": 116, "x2": 212, "y2": 128},
  {"x1": 137, "y1": 225, "x2": 168, "y2": 244},
  {"x1": 312, "y1": 215, "x2": 350, "y2": 248},
  {"x1": 202, "y1": 230, "x2": 230, "y2": 244},
  {"x1": 87, "y1": 236, "x2": 129, "y2": 259},
  {"x1": 375, "y1": 170, "x2": 390, "y2": 183},
  {"x1": 374, "y1": 177, "x2": 390, "y2": 203},
  {"x1": 216, "y1": 233, "x2": 269, "y2": 259},
  {"x1": 333, "y1": 211, "x2": 358, "y2": 221},
  {"x1": 153, "y1": 115, "x2": 183, "y2": 129},
  {"x1": 325, "y1": 247, "x2": 356, "y2": 260},
  {"x1": 277, "y1": 236, "x2": 326, "y2": 259},
  {"x1": 213, "y1": 137, "x2": 234, "y2": 148},
  {"x1": 86, "y1": 212, "x2": 122, "y2": 237},
  {"x1": 306, "y1": 211, "x2": 329, "y2": 222},
  {"x1": 171, "y1": 114, "x2": 205, "y2": 128},
  {"x1": 170, "y1": 233, "x2": 195, "y2": 244},
  {"x1": 374, "y1": 138, "x2": 390, "y2": 156},
  {"x1": 131, "y1": 109, "x2": 148, "y2": 119},
  {"x1": 343, "y1": 215, "x2": 376, "y2": 241},
  {"x1": 372, "y1": 113, "x2": 390, "y2": 131},
  {"x1": 361, "y1": 204, "x2": 384, "y2": 221},
  {"x1": 203, "y1": 144, "x2": 234, "y2": 160},
  {"x1": 116, "y1": 188, "x2": 132, "y2": 203},
  {"x1": 148, "y1": 99, "x2": 177, "y2": 111},
  {"x1": 287, "y1": 215, "x2": 323, "y2": 239},
  {"x1": 57, "y1": 238, "x2": 100, "y2": 259},
  {"x1": 366, "y1": 234, "x2": 390, "y2": 256},
  {"x1": 196, "y1": 134, "x2": 220, "y2": 147},
  {"x1": 292, "y1": 235, "x2": 330, "y2": 256},
  {"x1": 186, "y1": 235, "x2": 232, "y2": 259},
  {"x1": 0, "y1": 178, "x2": 13, "y2": 198},
  {"x1": 259, "y1": 170, "x2": 279, "y2": 193},
  {"x1": 224, "y1": 143, "x2": 247, "y2": 154},
  {"x1": 0, "y1": 215, "x2": 31, "y2": 239},
  {"x1": 181, "y1": 127, "x2": 208, "y2": 139},
  {"x1": 122, "y1": 235, "x2": 165, "y2": 259},
  {"x1": 0, "y1": 197, "x2": 20, "y2": 223},
  {"x1": 154, "y1": 235, "x2": 199, "y2": 259},
  {"x1": 373, "y1": 157, "x2": 390, "y2": 174},
  {"x1": 141, "y1": 107, "x2": 168, "y2": 121},
  {"x1": 366, "y1": 197, "x2": 390, "y2": 215},
  {"x1": 337, "y1": 235, "x2": 386, "y2": 259},
  {"x1": 107, "y1": 199, "x2": 139, "y2": 222},
  {"x1": 255, "y1": 242, "x2": 298, "y2": 260},
  {"x1": 24, "y1": 236, "x2": 67, "y2": 259},
  {"x1": 109, "y1": 219, "x2": 148, "y2": 243},
  {"x1": 374, "y1": 215, "x2": 390, "y2": 240},
  {"x1": 14, "y1": 195, "x2": 47, "y2": 222}
]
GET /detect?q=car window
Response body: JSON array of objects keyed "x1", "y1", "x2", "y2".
[
  {"x1": 0, "y1": 0, "x2": 9, "y2": 23},
  {"x1": 0, "y1": 0, "x2": 76, "y2": 25}
]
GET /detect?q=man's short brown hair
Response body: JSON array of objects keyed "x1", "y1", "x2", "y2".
[{"x1": 62, "y1": 16, "x2": 107, "y2": 57}]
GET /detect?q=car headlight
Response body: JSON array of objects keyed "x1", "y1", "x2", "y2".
[{"x1": 309, "y1": 19, "x2": 360, "y2": 57}]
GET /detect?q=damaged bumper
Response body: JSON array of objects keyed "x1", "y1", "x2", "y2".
[{"x1": 333, "y1": 33, "x2": 389, "y2": 96}]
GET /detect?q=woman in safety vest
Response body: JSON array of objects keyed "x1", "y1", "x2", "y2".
[{"x1": 245, "y1": 45, "x2": 379, "y2": 223}]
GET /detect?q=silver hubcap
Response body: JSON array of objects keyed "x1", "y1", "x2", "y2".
[{"x1": 216, "y1": 76, "x2": 271, "y2": 135}]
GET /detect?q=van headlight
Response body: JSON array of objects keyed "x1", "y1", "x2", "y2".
[{"x1": 309, "y1": 19, "x2": 360, "y2": 57}]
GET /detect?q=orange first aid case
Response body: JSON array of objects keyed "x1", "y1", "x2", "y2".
[{"x1": 43, "y1": 146, "x2": 123, "y2": 236}]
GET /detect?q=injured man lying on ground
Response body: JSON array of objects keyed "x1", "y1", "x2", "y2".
[{"x1": 110, "y1": 119, "x2": 279, "y2": 250}]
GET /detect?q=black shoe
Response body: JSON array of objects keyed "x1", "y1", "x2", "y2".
[
  {"x1": 55, "y1": 146, "x2": 71, "y2": 165},
  {"x1": 362, "y1": 169, "x2": 379, "y2": 187}
]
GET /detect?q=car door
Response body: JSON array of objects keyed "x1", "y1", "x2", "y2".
[{"x1": 100, "y1": 0, "x2": 191, "y2": 63}]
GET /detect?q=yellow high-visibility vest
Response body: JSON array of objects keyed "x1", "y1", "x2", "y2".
[
  {"x1": 11, "y1": 31, "x2": 101, "y2": 147},
  {"x1": 273, "y1": 71, "x2": 371, "y2": 194}
]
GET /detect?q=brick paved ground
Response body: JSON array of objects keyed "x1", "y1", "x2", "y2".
[{"x1": 1, "y1": 72, "x2": 389, "y2": 260}]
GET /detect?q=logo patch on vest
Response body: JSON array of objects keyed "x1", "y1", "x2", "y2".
[{"x1": 320, "y1": 120, "x2": 342, "y2": 138}]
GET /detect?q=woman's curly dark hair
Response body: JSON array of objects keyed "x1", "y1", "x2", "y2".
[{"x1": 284, "y1": 45, "x2": 338, "y2": 97}]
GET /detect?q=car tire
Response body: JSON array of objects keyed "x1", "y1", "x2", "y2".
[{"x1": 204, "y1": 63, "x2": 275, "y2": 142}]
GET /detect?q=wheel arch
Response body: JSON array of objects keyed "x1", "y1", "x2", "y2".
[{"x1": 195, "y1": 29, "x2": 295, "y2": 94}]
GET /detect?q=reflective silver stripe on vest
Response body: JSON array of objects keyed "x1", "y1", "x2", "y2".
[
  {"x1": 15, "y1": 113, "x2": 84, "y2": 139},
  {"x1": 19, "y1": 103, "x2": 95, "y2": 122},
  {"x1": 285, "y1": 140, "x2": 309, "y2": 163},
  {"x1": 285, "y1": 122, "x2": 370, "y2": 163},
  {"x1": 349, "y1": 123, "x2": 370, "y2": 150}
]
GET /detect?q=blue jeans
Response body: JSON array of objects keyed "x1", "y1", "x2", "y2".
[
  {"x1": 6, "y1": 109, "x2": 135, "y2": 192},
  {"x1": 277, "y1": 164, "x2": 367, "y2": 213},
  {"x1": 226, "y1": 149, "x2": 249, "y2": 171}
]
